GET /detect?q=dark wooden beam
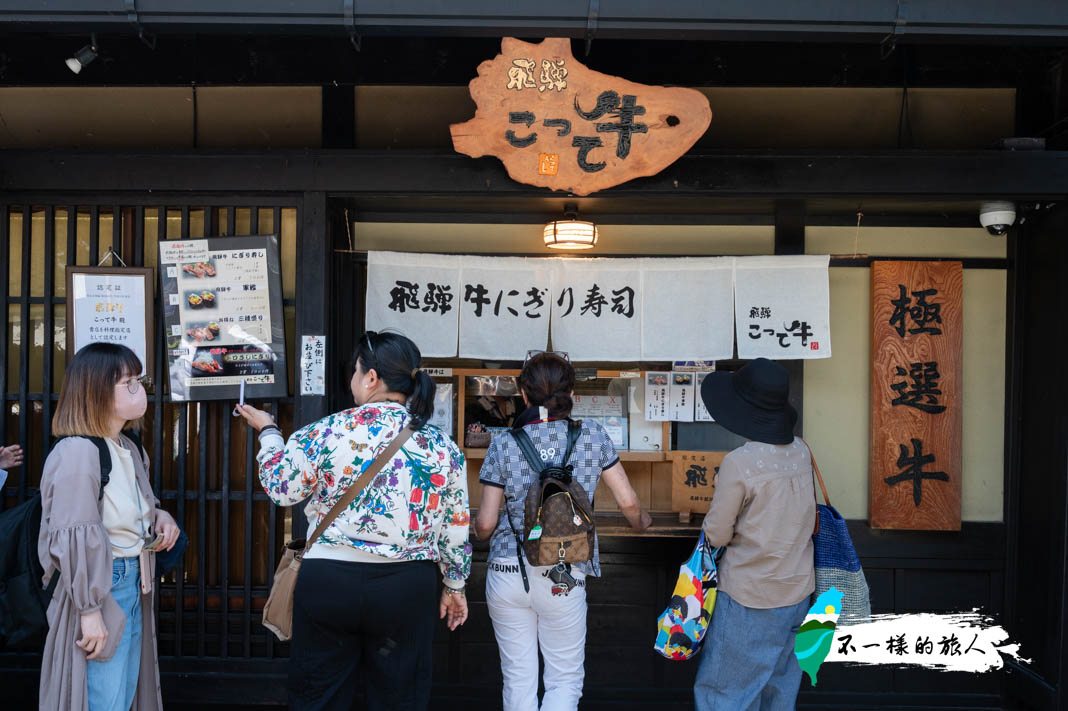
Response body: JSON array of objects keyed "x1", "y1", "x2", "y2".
[
  {"x1": 4, "y1": 149, "x2": 1068, "y2": 199},
  {"x1": 774, "y1": 199, "x2": 806, "y2": 438},
  {"x1": 774, "y1": 199, "x2": 806, "y2": 255},
  {"x1": 3, "y1": 1, "x2": 1068, "y2": 42},
  {"x1": 322, "y1": 85, "x2": 355, "y2": 149}
]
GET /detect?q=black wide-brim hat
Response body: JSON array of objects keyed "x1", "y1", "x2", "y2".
[{"x1": 699, "y1": 358, "x2": 797, "y2": 445}]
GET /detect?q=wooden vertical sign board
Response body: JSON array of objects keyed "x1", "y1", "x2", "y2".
[
  {"x1": 870, "y1": 261, "x2": 963, "y2": 530},
  {"x1": 670, "y1": 451, "x2": 727, "y2": 523}
]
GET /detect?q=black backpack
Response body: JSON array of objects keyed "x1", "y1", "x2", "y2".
[{"x1": 0, "y1": 431, "x2": 141, "y2": 650}]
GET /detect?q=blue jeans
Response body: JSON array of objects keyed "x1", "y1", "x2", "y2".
[
  {"x1": 694, "y1": 591, "x2": 810, "y2": 711},
  {"x1": 87, "y1": 557, "x2": 142, "y2": 711}
]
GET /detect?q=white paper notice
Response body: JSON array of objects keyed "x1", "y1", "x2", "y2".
[
  {"x1": 629, "y1": 382, "x2": 663, "y2": 450},
  {"x1": 458, "y1": 256, "x2": 552, "y2": 359},
  {"x1": 550, "y1": 259, "x2": 641, "y2": 361},
  {"x1": 669, "y1": 372, "x2": 695, "y2": 422},
  {"x1": 429, "y1": 383, "x2": 454, "y2": 435},
  {"x1": 734, "y1": 255, "x2": 832, "y2": 359},
  {"x1": 642, "y1": 257, "x2": 735, "y2": 360},
  {"x1": 694, "y1": 371, "x2": 716, "y2": 422},
  {"x1": 644, "y1": 372, "x2": 670, "y2": 422},
  {"x1": 72, "y1": 273, "x2": 149, "y2": 375},
  {"x1": 365, "y1": 251, "x2": 460, "y2": 357},
  {"x1": 300, "y1": 335, "x2": 326, "y2": 396}
]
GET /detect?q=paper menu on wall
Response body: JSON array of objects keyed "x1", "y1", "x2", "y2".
[
  {"x1": 429, "y1": 383, "x2": 454, "y2": 435},
  {"x1": 694, "y1": 371, "x2": 716, "y2": 422},
  {"x1": 644, "y1": 372, "x2": 670, "y2": 422},
  {"x1": 669, "y1": 372, "x2": 695, "y2": 422}
]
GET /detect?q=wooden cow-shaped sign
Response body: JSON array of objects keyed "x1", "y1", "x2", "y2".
[{"x1": 451, "y1": 37, "x2": 712, "y2": 196}]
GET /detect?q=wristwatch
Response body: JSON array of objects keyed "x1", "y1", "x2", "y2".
[{"x1": 443, "y1": 586, "x2": 466, "y2": 596}]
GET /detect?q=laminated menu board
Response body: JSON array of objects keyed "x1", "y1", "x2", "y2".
[{"x1": 159, "y1": 235, "x2": 288, "y2": 401}]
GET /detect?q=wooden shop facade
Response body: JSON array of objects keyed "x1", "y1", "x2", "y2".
[{"x1": 2, "y1": 3, "x2": 1068, "y2": 709}]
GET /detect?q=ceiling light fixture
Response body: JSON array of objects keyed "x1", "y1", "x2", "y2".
[
  {"x1": 65, "y1": 35, "x2": 99, "y2": 75},
  {"x1": 543, "y1": 203, "x2": 598, "y2": 250}
]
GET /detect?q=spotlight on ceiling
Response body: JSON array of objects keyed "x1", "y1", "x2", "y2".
[{"x1": 65, "y1": 35, "x2": 99, "y2": 75}]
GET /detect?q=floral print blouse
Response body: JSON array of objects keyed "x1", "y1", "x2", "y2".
[{"x1": 257, "y1": 401, "x2": 471, "y2": 588}]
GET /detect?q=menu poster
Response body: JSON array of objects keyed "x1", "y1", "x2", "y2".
[
  {"x1": 644, "y1": 371, "x2": 670, "y2": 422},
  {"x1": 694, "y1": 371, "x2": 716, "y2": 422},
  {"x1": 669, "y1": 372, "x2": 695, "y2": 422},
  {"x1": 159, "y1": 235, "x2": 287, "y2": 402},
  {"x1": 66, "y1": 267, "x2": 154, "y2": 376}
]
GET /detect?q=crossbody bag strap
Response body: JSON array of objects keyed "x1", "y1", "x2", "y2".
[
  {"x1": 561, "y1": 418, "x2": 582, "y2": 465},
  {"x1": 304, "y1": 424, "x2": 415, "y2": 552},
  {"x1": 800, "y1": 438, "x2": 831, "y2": 535},
  {"x1": 509, "y1": 426, "x2": 546, "y2": 473}
]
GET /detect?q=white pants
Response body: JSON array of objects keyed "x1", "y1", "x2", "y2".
[{"x1": 486, "y1": 558, "x2": 588, "y2": 711}]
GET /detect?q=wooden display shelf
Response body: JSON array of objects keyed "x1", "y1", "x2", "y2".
[
  {"x1": 594, "y1": 512, "x2": 703, "y2": 538},
  {"x1": 463, "y1": 447, "x2": 667, "y2": 462},
  {"x1": 467, "y1": 512, "x2": 701, "y2": 539}
]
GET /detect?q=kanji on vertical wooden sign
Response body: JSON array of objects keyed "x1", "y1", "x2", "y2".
[
  {"x1": 670, "y1": 450, "x2": 726, "y2": 523},
  {"x1": 870, "y1": 261, "x2": 963, "y2": 530}
]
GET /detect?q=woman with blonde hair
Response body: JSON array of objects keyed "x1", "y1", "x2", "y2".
[{"x1": 38, "y1": 342, "x2": 180, "y2": 711}]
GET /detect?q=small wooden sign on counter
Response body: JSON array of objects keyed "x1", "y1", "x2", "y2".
[
  {"x1": 870, "y1": 261, "x2": 963, "y2": 530},
  {"x1": 670, "y1": 450, "x2": 727, "y2": 523}
]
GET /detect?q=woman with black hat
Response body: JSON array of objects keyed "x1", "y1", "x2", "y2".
[{"x1": 693, "y1": 358, "x2": 815, "y2": 711}]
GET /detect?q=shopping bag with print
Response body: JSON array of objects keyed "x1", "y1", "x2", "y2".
[{"x1": 653, "y1": 532, "x2": 720, "y2": 660}]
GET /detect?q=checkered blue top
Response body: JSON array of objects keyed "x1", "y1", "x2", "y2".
[{"x1": 479, "y1": 418, "x2": 619, "y2": 577}]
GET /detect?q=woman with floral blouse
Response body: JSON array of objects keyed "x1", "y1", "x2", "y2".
[{"x1": 237, "y1": 331, "x2": 471, "y2": 711}]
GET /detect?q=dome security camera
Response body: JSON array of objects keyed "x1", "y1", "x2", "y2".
[{"x1": 979, "y1": 201, "x2": 1015, "y2": 236}]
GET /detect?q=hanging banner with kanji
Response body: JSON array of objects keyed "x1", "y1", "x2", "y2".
[
  {"x1": 365, "y1": 251, "x2": 461, "y2": 357},
  {"x1": 451, "y1": 37, "x2": 712, "y2": 196},
  {"x1": 734, "y1": 255, "x2": 832, "y2": 359},
  {"x1": 641, "y1": 257, "x2": 734, "y2": 360},
  {"x1": 870, "y1": 261, "x2": 963, "y2": 531},
  {"x1": 458, "y1": 256, "x2": 553, "y2": 359},
  {"x1": 550, "y1": 258, "x2": 642, "y2": 360},
  {"x1": 365, "y1": 252, "x2": 834, "y2": 362}
]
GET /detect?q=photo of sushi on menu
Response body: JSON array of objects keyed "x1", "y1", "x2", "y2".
[{"x1": 159, "y1": 235, "x2": 287, "y2": 401}]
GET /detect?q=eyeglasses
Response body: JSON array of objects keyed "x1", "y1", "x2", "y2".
[
  {"x1": 524, "y1": 350, "x2": 569, "y2": 363},
  {"x1": 119, "y1": 375, "x2": 152, "y2": 394}
]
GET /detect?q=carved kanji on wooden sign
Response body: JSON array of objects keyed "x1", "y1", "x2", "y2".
[
  {"x1": 451, "y1": 37, "x2": 713, "y2": 196},
  {"x1": 870, "y1": 261, "x2": 963, "y2": 531}
]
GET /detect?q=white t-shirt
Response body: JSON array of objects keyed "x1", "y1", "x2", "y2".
[{"x1": 101, "y1": 438, "x2": 153, "y2": 558}]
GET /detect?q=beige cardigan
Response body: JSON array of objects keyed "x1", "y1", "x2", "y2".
[{"x1": 37, "y1": 434, "x2": 164, "y2": 711}]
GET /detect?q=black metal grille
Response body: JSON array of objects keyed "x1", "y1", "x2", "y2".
[{"x1": 0, "y1": 198, "x2": 301, "y2": 660}]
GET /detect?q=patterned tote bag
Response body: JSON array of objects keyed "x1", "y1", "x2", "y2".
[{"x1": 654, "y1": 532, "x2": 720, "y2": 660}]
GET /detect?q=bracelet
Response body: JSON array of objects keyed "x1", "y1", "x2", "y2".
[
  {"x1": 443, "y1": 586, "x2": 466, "y2": 596},
  {"x1": 259, "y1": 424, "x2": 281, "y2": 437}
]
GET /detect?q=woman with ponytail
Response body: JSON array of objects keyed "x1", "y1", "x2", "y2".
[
  {"x1": 236, "y1": 331, "x2": 470, "y2": 711},
  {"x1": 474, "y1": 352, "x2": 651, "y2": 711}
]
